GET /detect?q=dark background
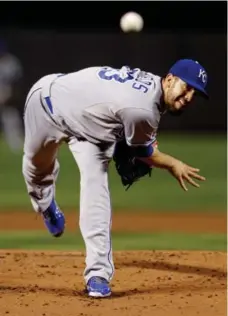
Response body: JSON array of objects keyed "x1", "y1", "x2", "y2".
[{"x1": 0, "y1": 1, "x2": 227, "y2": 131}]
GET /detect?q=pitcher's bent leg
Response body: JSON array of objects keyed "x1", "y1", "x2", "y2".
[
  {"x1": 69, "y1": 139, "x2": 114, "y2": 284},
  {"x1": 22, "y1": 85, "x2": 66, "y2": 213},
  {"x1": 22, "y1": 131, "x2": 66, "y2": 237},
  {"x1": 22, "y1": 153, "x2": 60, "y2": 212}
]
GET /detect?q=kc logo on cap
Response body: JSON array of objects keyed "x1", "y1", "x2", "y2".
[{"x1": 198, "y1": 68, "x2": 207, "y2": 84}]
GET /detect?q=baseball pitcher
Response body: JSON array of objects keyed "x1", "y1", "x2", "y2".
[{"x1": 22, "y1": 59, "x2": 208, "y2": 297}]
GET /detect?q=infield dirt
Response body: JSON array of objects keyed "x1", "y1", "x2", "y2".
[{"x1": 0, "y1": 211, "x2": 226, "y2": 316}]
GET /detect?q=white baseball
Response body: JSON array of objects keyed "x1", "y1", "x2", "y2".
[{"x1": 120, "y1": 11, "x2": 144, "y2": 33}]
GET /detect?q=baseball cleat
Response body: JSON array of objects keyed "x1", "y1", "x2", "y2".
[
  {"x1": 42, "y1": 199, "x2": 65, "y2": 237},
  {"x1": 86, "y1": 276, "x2": 111, "y2": 298}
]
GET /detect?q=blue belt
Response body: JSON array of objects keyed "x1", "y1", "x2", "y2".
[
  {"x1": 43, "y1": 73, "x2": 66, "y2": 114},
  {"x1": 40, "y1": 94, "x2": 57, "y2": 127},
  {"x1": 44, "y1": 96, "x2": 53, "y2": 114}
]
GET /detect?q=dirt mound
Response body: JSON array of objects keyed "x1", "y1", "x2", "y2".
[{"x1": 0, "y1": 250, "x2": 226, "y2": 316}]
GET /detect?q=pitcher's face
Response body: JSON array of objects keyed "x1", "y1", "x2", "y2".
[{"x1": 163, "y1": 74, "x2": 195, "y2": 113}]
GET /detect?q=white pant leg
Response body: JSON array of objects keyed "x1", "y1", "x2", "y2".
[
  {"x1": 68, "y1": 138, "x2": 115, "y2": 283},
  {"x1": 22, "y1": 86, "x2": 67, "y2": 213}
]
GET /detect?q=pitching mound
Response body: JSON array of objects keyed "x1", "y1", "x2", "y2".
[{"x1": 0, "y1": 250, "x2": 226, "y2": 316}]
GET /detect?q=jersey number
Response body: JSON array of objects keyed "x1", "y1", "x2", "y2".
[{"x1": 98, "y1": 67, "x2": 151, "y2": 93}]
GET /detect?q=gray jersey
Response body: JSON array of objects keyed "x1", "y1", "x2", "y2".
[{"x1": 40, "y1": 66, "x2": 163, "y2": 147}]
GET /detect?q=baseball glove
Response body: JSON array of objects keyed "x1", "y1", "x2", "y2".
[{"x1": 113, "y1": 140, "x2": 152, "y2": 190}]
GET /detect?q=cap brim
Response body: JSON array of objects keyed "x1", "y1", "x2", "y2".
[{"x1": 180, "y1": 77, "x2": 209, "y2": 99}]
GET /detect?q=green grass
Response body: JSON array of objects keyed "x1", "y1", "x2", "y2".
[
  {"x1": 0, "y1": 132, "x2": 226, "y2": 212},
  {"x1": 0, "y1": 231, "x2": 226, "y2": 251}
]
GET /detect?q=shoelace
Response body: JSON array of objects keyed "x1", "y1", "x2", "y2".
[
  {"x1": 43, "y1": 206, "x2": 62, "y2": 219},
  {"x1": 91, "y1": 277, "x2": 107, "y2": 284}
]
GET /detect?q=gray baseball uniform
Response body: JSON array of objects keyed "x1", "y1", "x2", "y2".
[{"x1": 22, "y1": 66, "x2": 162, "y2": 283}]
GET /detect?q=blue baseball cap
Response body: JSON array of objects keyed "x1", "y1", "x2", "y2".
[{"x1": 168, "y1": 59, "x2": 208, "y2": 98}]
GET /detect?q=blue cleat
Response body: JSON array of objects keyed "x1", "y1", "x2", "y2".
[
  {"x1": 42, "y1": 199, "x2": 65, "y2": 237},
  {"x1": 86, "y1": 276, "x2": 111, "y2": 298}
]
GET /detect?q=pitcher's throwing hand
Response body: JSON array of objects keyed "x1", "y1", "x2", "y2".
[{"x1": 169, "y1": 161, "x2": 206, "y2": 191}]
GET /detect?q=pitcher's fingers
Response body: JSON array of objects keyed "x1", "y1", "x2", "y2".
[
  {"x1": 188, "y1": 166, "x2": 200, "y2": 172},
  {"x1": 188, "y1": 171, "x2": 206, "y2": 181},
  {"x1": 179, "y1": 177, "x2": 188, "y2": 191},
  {"x1": 184, "y1": 175, "x2": 200, "y2": 188}
]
